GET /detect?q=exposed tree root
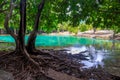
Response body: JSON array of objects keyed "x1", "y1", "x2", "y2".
[
  {"x1": 0, "y1": 50, "x2": 15, "y2": 57},
  {"x1": 0, "y1": 49, "x2": 84, "y2": 80},
  {"x1": 0, "y1": 50, "x2": 55, "y2": 80},
  {"x1": 29, "y1": 49, "x2": 70, "y2": 63},
  {"x1": 22, "y1": 49, "x2": 40, "y2": 67},
  {"x1": 0, "y1": 50, "x2": 119, "y2": 80},
  {"x1": 30, "y1": 49, "x2": 83, "y2": 76}
]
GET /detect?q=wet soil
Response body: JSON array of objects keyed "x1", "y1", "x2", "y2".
[{"x1": 0, "y1": 50, "x2": 120, "y2": 80}]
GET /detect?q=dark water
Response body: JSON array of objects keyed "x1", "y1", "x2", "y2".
[{"x1": 0, "y1": 35, "x2": 120, "y2": 75}]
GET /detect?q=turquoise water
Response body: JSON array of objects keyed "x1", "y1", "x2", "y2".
[{"x1": 0, "y1": 35, "x2": 111, "y2": 47}]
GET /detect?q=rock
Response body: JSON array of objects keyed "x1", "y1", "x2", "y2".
[
  {"x1": 77, "y1": 30, "x2": 115, "y2": 40},
  {"x1": 0, "y1": 70, "x2": 14, "y2": 80}
]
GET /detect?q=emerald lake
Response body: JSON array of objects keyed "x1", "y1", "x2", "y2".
[{"x1": 0, "y1": 35, "x2": 116, "y2": 47}]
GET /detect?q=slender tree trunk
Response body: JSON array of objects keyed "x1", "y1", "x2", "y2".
[
  {"x1": 0, "y1": 29, "x2": 1, "y2": 34},
  {"x1": 27, "y1": 0, "x2": 45, "y2": 53},
  {"x1": 113, "y1": 31, "x2": 115, "y2": 39}
]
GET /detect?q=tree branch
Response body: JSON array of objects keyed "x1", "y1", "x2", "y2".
[
  {"x1": 4, "y1": 0, "x2": 17, "y2": 39},
  {"x1": 34, "y1": 0, "x2": 45, "y2": 31},
  {"x1": 0, "y1": 9, "x2": 8, "y2": 13}
]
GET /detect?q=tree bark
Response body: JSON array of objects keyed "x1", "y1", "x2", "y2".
[
  {"x1": 27, "y1": 0, "x2": 45, "y2": 53},
  {"x1": 15, "y1": 0, "x2": 39, "y2": 66},
  {"x1": 14, "y1": 0, "x2": 26, "y2": 52}
]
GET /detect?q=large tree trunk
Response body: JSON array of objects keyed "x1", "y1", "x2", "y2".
[
  {"x1": 4, "y1": 0, "x2": 38, "y2": 65},
  {"x1": 14, "y1": 0, "x2": 39, "y2": 66},
  {"x1": 4, "y1": 0, "x2": 25, "y2": 52},
  {"x1": 26, "y1": 0, "x2": 45, "y2": 53},
  {"x1": 16, "y1": 0, "x2": 26, "y2": 52}
]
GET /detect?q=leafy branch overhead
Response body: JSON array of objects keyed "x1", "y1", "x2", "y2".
[{"x1": 0, "y1": 0, "x2": 120, "y2": 32}]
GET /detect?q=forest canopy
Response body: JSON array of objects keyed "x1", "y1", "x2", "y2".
[{"x1": 0, "y1": 0, "x2": 120, "y2": 33}]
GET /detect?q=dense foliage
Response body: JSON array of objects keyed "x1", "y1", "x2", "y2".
[
  {"x1": 0, "y1": 0, "x2": 120, "y2": 33},
  {"x1": 85, "y1": 0, "x2": 120, "y2": 33}
]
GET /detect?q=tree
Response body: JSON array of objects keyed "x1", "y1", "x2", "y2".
[
  {"x1": 26, "y1": 0, "x2": 45, "y2": 53},
  {"x1": 3, "y1": 0, "x2": 83, "y2": 72},
  {"x1": 4, "y1": 0, "x2": 45, "y2": 66}
]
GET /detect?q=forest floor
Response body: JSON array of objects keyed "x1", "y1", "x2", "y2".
[{"x1": 0, "y1": 49, "x2": 120, "y2": 80}]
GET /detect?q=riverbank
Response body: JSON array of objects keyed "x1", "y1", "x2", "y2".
[
  {"x1": 0, "y1": 30, "x2": 120, "y2": 40},
  {"x1": 77, "y1": 30, "x2": 114, "y2": 40},
  {"x1": 48, "y1": 30, "x2": 120, "y2": 40}
]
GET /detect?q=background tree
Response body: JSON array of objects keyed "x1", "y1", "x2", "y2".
[{"x1": 86, "y1": 0, "x2": 120, "y2": 33}]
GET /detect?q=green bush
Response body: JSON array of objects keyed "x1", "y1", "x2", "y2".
[
  {"x1": 68, "y1": 27, "x2": 79, "y2": 34},
  {"x1": 57, "y1": 22, "x2": 94, "y2": 34},
  {"x1": 79, "y1": 24, "x2": 93, "y2": 32}
]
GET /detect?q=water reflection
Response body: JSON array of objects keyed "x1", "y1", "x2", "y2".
[{"x1": 65, "y1": 45, "x2": 109, "y2": 69}]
